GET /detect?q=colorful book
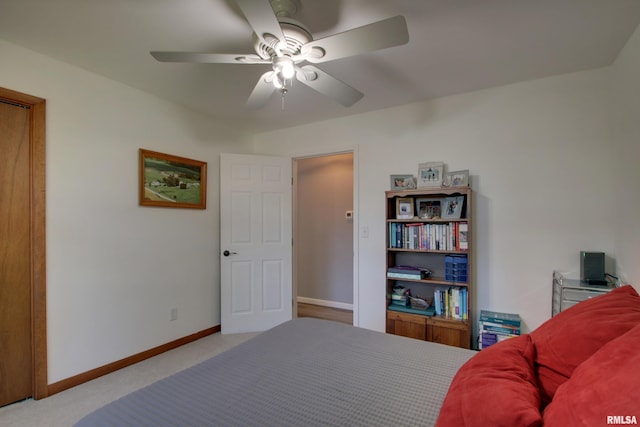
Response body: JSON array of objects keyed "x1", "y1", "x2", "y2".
[
  {"x1": 387, "y1": 272, "x2": 422, "y2": 280},
  {"x1": 388, "y1": 304, "x2": 435, "y2": 316},
  {"x1": 480, "y1": 310, "x2": 521, "y2": 327},
  {"x1": 481, "y1": 322, "x2": 520, "y2": 336},
  {"x1": 480, "y1": 332, "x2": 498, "y2": 349},
  {"x1": 480, "y1": 320, "x2": 520, "y2": 333},
  {"x1": 388, "y1": 266, "x2": 421, "y2": 274},
  {"x1": 458, "y1": 222, "x2": 468, "y2": 250}
]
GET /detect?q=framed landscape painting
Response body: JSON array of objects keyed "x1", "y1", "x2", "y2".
[{"x1": 139, "y1": 149, "x2": 207, "y2": 209}]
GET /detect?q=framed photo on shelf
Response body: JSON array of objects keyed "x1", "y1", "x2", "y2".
[
  {"x1": 390, "y1": 174, "x2": 416, "y2": 190},
  {"x1": 416, "y1": 198, "x2": 442, "y2": 219},
  {"x1": 442, "y1": 196, "x2": 465, "y2": 219},
  {"x1": 417, "y1": 162, "x2": 444, "y2": 188},
  {"x1": 396, "y1": 198, "x2": 415, "y2": 219},
  {"x1": 442, "y1": 169, "x2": 469, "y2": 187},
  {"x1": 139, "y1": 149, "x2": 207, "y2": 209}
]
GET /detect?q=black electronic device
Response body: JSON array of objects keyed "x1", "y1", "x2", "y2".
[{"x1": 580, "y1": 251, "x2": 607, "y2": 286}]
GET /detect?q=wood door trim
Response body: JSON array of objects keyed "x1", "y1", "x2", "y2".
[{"x1": 0, "y1": 87, "x2": 48, "y2": 399}]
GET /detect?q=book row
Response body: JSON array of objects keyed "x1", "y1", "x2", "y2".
[
  {"x1": 388, "y1": 221, "x2": 468, "y2": 251},
  {"x1": 434, "y1": 287, "x2": 468, "y2": 320}
]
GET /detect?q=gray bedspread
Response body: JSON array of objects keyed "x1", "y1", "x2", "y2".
[{"x1": 74, "y1": 318, "x2": 475, "y2": 427}]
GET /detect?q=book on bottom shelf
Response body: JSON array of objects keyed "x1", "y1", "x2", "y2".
[
  {"x1": 480, "y1": 310, "x2": 521, "y2": 327},
  {"x1": 480, "y1": 331, "x2": 519, "y2": 349},
  {"x1": 388, "y1": 304, "x2": 435, "y2": 316},
  {"x1": 479, "y1": 310, "x2": 521, "y2": 349},
  {"x1": 480, "y1": 322, "x2": 521, "y2": 336},
  {"x1": 391, "y1": 295, "x2": 409, "y2": 306}
]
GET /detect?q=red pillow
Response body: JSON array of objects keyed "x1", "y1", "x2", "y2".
[
  {"x1": 436, "y1": 334, "x2": 541, "y2": 427},
  {"x1": 542, "y1": 323, "x2": 640, "y2": 426},
  {"x1": 530, "y1": 285, "x2": 640, "y2": 406}
]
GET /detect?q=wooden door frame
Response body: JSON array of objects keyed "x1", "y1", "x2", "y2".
[{"x1": 0, "y1": 87, "x2": 48, "y2": 399}]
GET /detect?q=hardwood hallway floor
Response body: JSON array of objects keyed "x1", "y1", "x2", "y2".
[{"x1": 297, "y1": 303, "x2": 352, "y2": 325}]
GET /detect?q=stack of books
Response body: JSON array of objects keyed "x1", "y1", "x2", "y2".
[
  {"x1": 388, "y1": 288, "x2": 436, "y2": 316},
  {"x1": 387, "y1": 266, "x2": 431, "y2": 280},
  {"x1": 390, "y1": 285, "x2": 410, "y2": 307},
  {"x1": 479, "y1": 310, "x2": 521, "y2": 349}
]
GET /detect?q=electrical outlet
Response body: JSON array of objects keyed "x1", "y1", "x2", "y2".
[{"x1": 170, "y1": 308, "x2": 178, "y2": 321}]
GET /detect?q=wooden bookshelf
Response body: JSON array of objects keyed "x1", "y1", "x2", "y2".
[{"x1": 385, "y1": 187, "x2": 472, "y2": 349}]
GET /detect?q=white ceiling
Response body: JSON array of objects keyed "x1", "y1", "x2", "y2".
[{"x1": 2, "y1": 0, "x2": 640, "y2": 133}]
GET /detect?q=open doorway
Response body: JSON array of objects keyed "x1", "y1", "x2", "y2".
[{"x1": 293, "y1": 152, "x2": 354, "y2": 325}]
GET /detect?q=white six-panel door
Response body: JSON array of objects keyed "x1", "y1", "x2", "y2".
[{"x1": 220, "y1": 154, "x2": 292, "y2": 333}]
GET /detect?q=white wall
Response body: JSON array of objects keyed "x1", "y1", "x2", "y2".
[
  {"x1": 610, "y1": 24, "x2": 640, "y2": 287},
  {"x1": 253, "y1": 67, "x2": 616, "y2": 336},
  {"x1": 3, "y1": 22, "x2": 639, "y2": 383},
  {"x1": 0, "y1": 40, "x2": 253, "y2": 383}
]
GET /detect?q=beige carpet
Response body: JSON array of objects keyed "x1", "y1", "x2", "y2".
[{"x1": 0, "y1": 331, "x2": 258, "y2": 427}]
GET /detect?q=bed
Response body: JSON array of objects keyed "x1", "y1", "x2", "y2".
[
  {"x1": 75, "y1": 285, "x2": 640, "y2": 426},
  {"x1": 74, "y1": 317, "x2": 475, "y2": 427}
]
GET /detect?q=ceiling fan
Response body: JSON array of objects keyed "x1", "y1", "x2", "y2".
[{"x1": 150, "y1": 0, "x2": 409, "y2": 109}]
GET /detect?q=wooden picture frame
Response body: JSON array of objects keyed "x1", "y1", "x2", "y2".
[
  {"x1": 390, "y1": 174, "x2": 416, "y2": 190},
  {"x1": 396, "y1": 198, "x2": 415, "y2": 219},
  {"x1": 442, "y1": 169, "x2": 469, "y2": 187},
  {"x1": 139, "y1": 149, "x2": 207, "y2": 209},
  {"x1": 417, "y1": 162, "x2": 444, "y2": 188}
]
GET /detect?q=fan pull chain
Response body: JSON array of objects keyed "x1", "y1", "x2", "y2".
[{"x1": 280, "y1": 88, "x2": 288, "y2": 110}]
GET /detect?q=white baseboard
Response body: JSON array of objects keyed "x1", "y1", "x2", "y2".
[{"x1": 297, "y1": 296, "x2": 353, "y2": 311}]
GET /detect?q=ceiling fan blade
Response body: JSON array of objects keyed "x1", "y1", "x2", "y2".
[
  {"x1": 301, "y1": 15, "x2": 409, "y2": 64},
  {"x1": 150, "y1": 52, "x2": 269, "y2": 64},
  {"x1": 296, "y1": 65, "x2": 363, "y2": 107},
  {"x1": 235, "y1": 0, "x2": 286, "y2": 46},
  {"x1": 246, "y1": 71, "x2": 277, "y2": 109}
]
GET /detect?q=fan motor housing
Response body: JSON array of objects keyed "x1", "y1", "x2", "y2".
[{"x1": 253, "y1": 18, "x2": 312, "y2": 59}]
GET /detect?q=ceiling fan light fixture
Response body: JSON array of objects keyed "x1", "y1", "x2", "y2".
[{"x1": 273, "y1": 56, "x2": 295, "y2": 79}]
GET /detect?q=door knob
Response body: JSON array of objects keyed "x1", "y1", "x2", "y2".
[{"x1": 223, "y1": 250, "x2": 237, "y2": 257}]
